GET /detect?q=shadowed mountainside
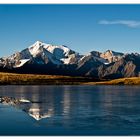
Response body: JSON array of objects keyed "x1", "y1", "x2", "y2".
[{"x1": 1, "y1": 41, "x2": 140, "y2": 80}]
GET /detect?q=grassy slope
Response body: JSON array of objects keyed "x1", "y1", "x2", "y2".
[
  {"x1": 0, "y1": 72, "x2": 140, "y2": 85},
  {"x1": 0, "y1": 72, "x2": 94, "y2": 85},
  {"x1": 84, "y1": 77, "x2": 140, "y2": 85}
]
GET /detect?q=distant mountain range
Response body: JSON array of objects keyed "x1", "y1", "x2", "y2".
[{"x1": 0, "y1": 41, "x2": 140, "y2": 80}]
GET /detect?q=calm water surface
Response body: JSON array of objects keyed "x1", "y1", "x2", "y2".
[{"x1": 0, "y1": 85, "x2": 140, "y2": 136}]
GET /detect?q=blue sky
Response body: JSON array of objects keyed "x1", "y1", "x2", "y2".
[{"x1": 1, "y1": 4, "x2": 140, "y2": 57}]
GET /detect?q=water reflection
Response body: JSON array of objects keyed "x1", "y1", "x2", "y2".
[
  {"x1": 0, "y1": 85, "x2": 140, "y2": 135},
  {"x1": 62, "y1": 86, "x2": 71, "y2": 115},
  {"x1": 1, "y1": 85, "x2": 140, "y2": 121},
  {"x1": 27, "y1": 103, "x2": 54, "y2": 120}
]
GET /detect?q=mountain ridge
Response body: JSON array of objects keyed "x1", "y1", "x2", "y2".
[{"x1": 0, "y1": 41, "x2": 140, "y2": 80}]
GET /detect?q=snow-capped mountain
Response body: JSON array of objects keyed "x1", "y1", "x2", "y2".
[
  {"x1": 28, "y1": 41, "x2": 77, "y2": 64},
  {"x1": 1, "y1": 41, "x2": 82, "y2": 69},
  {"x1": 28, "y1": 41, "x2": 84, "y2": 65},
  {"x1": 1, "y1": 40, "x2": 140, "y2": 79},
  {"x1": 100, "y1": 50, "x2": 124, "y2": 63},
  {"x1": 1, "y1": 41, "x2": 124, "y2": 69}
]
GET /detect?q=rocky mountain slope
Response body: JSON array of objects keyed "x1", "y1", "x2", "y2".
[{"x1": 0, "y1": 41, "x2": 139, "y2": 80}]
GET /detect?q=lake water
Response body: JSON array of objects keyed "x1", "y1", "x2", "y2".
[{"x1": 0, "y1": 85, "x2": 140, "y2": 136}]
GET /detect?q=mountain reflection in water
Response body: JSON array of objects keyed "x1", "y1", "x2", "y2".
[
  {"x1": 0, "y1": 96, "x2": 54, "y2": 121},
  {"x1": 0, "y1": 85, "x2": 140, "y2": 135},
  {"x1": 0, "y1": 86, "x2": 75, "y2": 121}
]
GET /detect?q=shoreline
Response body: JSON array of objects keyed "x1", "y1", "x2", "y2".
[
  {"x1": 0, "y1": 72, "x2": 140, "y2": 85},
  {"x1": 84, "y1": 77, "x2": 140, "y2": 85},
  {"x1": 0, "y1": 72, "x2": 96, "y2": 85}
]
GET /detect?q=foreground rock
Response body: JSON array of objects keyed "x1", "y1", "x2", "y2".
[{"x1": 0, "y1": 96, "x2": 30, "y2": 105}]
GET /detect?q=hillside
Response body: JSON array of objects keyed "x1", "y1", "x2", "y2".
[
  {"x1": 84, "y1": 77, "x2": 140, "y2": 85},
  {"x1": 0, "y1": 72, "x2": 95, "y2": 85},
  {"x1": 0, "y1": 72, "x2": 140, "y2": 85}
]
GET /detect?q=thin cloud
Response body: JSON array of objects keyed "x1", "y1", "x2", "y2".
[{"x1": 99, "y1": 20, "x2": 140, "y2": 28}]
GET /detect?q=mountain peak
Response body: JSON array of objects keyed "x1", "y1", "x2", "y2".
[
  {"x1": 31, "y1": 41, "x2": 44, "y2": 48},
  {"x1": 35, "y1": 40, "x2": 43, "y2": 45},
  {"x1": 104, "y1": 50, "x2": 113, "y2": 55},
  {"x1": 28, "y1": 41, "x2": 45, "y2": 57}
]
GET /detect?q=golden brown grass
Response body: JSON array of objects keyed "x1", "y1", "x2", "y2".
[
  {"x1": 0, "y1": 72, "x2": 92, "y2": 85},
  {"x1": 84, "y1": 77, "x2": 140, "y2": 85},
  {"x1": 1, "y1": 72, "x2": 140, "y2": 85}
]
